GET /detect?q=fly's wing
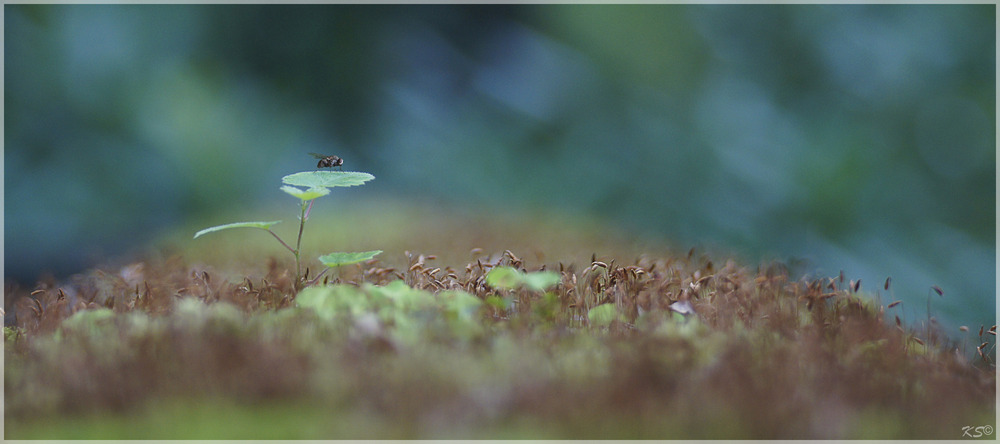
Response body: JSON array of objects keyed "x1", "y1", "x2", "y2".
[{"x1": 308, "y1": 153, "x2": 328, "y2": 159}]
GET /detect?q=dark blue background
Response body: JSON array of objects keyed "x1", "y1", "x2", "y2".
[{"x1": 5, "y1": 5, "x2": 995, "y2": 332}]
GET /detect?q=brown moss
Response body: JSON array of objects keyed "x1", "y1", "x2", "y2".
[{"x1": 4, "y1": 248, "x2": 995, "y2": 438}]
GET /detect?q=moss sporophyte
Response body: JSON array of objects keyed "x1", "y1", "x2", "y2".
[{"x1": 194, "y1": 167, "x2": 381, "y2": 291}]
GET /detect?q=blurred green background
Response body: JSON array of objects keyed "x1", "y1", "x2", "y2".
[{"x1": 4, "y1": 5, "x2": 995, "y2": 332}]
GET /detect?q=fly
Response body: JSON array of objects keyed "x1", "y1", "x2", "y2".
[{"x1": 308, "y1": 153, "x2": 344, "y2": 170}]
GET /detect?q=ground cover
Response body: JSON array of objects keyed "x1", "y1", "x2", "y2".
[{"x1": 4, "y1": 204, "x2": 996, "y2": 439}]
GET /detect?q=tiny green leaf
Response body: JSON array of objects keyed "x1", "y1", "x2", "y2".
[
  {"x1": 280, "y1": 185, "x2": 330, "y2": 201},
  {"x1": 485, "y1": 295, "x2": 514, "y2": 311},
  {"x1": 439, "y1": 290, "x2": 483, "y2": 315},
  {"x1": 486, "y1": 266, "x2": 560, "y2": 291},
  {"x1": 318, "y1": 250, "x2": 383, "y2": 268},
  {"x1": 295, "y1": 285, "x2": 371, "y2": 320},
  {"x1": 282, "y1": 171, "x2": 375, "y2": 188},
  {"x1": 485, "y1": 266, "x2": 522, "y2": 290},
  {"x1": 588, "y1": 304, "x2": 623, "y2": 327},
  {"x1": 522, "y1": 271, "x2": 561, "y2": 292},
  {"x1": 194, "y1": 221, "x2": 282, "y2": 239}
]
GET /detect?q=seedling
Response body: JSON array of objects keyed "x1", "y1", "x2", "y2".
[{"x1": 194, "y1": 167, "x2": 381, "y2": 291}]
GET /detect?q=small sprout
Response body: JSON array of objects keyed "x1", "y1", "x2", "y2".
[
  {"x1": 884, "y1": 276, "x2": 891, "y2": 291},
  {"x1": 887, "y1": 300, "x2": 901, "y2": 309},
  {"x1": 196, "y1": 162, "x2": 378, "y2": 290}
]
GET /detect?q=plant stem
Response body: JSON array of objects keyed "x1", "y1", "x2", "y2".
[
  {"x1": 267, "y1": 230, "x2": 295, "y2": 254},
  {"x1": 293, "y1": 200, "x2": 311, "y2": 290},
  {"x1": 304, "y1": 199, "x2": 316, "y2": 220}
]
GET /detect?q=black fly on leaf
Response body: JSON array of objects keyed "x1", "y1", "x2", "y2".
[{"x1": 309, "y1": 153, "x2": 344, "y2": 170}]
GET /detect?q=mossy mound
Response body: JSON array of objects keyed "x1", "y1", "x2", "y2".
[{"x1": 5, "y1": 247, "x2": 995, "y2": 439}]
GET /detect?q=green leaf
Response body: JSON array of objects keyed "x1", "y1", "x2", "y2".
[
  {"x1": 295, "y1": 285, "x2": 371, "y2": 320},
  {"x1": 61, "y1": 308, "x2": 115, "y2": 330},
  {"x1": 588, "y1": 304, "x2": 623, "y2": 327},
  {"x1": 438, "y1": 290, "x2": 485, "y2": 338},
  {"x1": 57, "y1": 308, "x2": 116, "y2": 342},
  {"x1": 194, "y1": 221, "x2": 282, "y2": 239},
  {"x1": 318, "y1": 250, "x2": 383, "y2": 268},
  {"x1": 438, "y1": 290, "x2": 483, "y2": 316},
  {"x1": 485, "y1": 295, "x2": 513, "y2": 311},
  {"x1": 4, "y1": 326, "x2": 24, "y2": 343},
  {"x1": 522, "y1": 271, "x2": 561, "y2": 292},
  {"x1": 280, "y1": 185, "x2": 330, "y2": 201},
  {"x1": 485, "y1": 266, "x2": 521, "y2": 290},
  {"x1": 282, "y1": 171, "x2": 375, "y2": 188},
  {"x1": 370, "y1": 280, "x2": 434, "y2": 312},
  {"x1": 486, "y1": 266, "x2": 561, "y2": 291}
]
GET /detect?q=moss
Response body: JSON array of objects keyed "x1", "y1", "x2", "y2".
[{"x1": 4, "y1": 245, "x2": 995, "y2": 439}]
